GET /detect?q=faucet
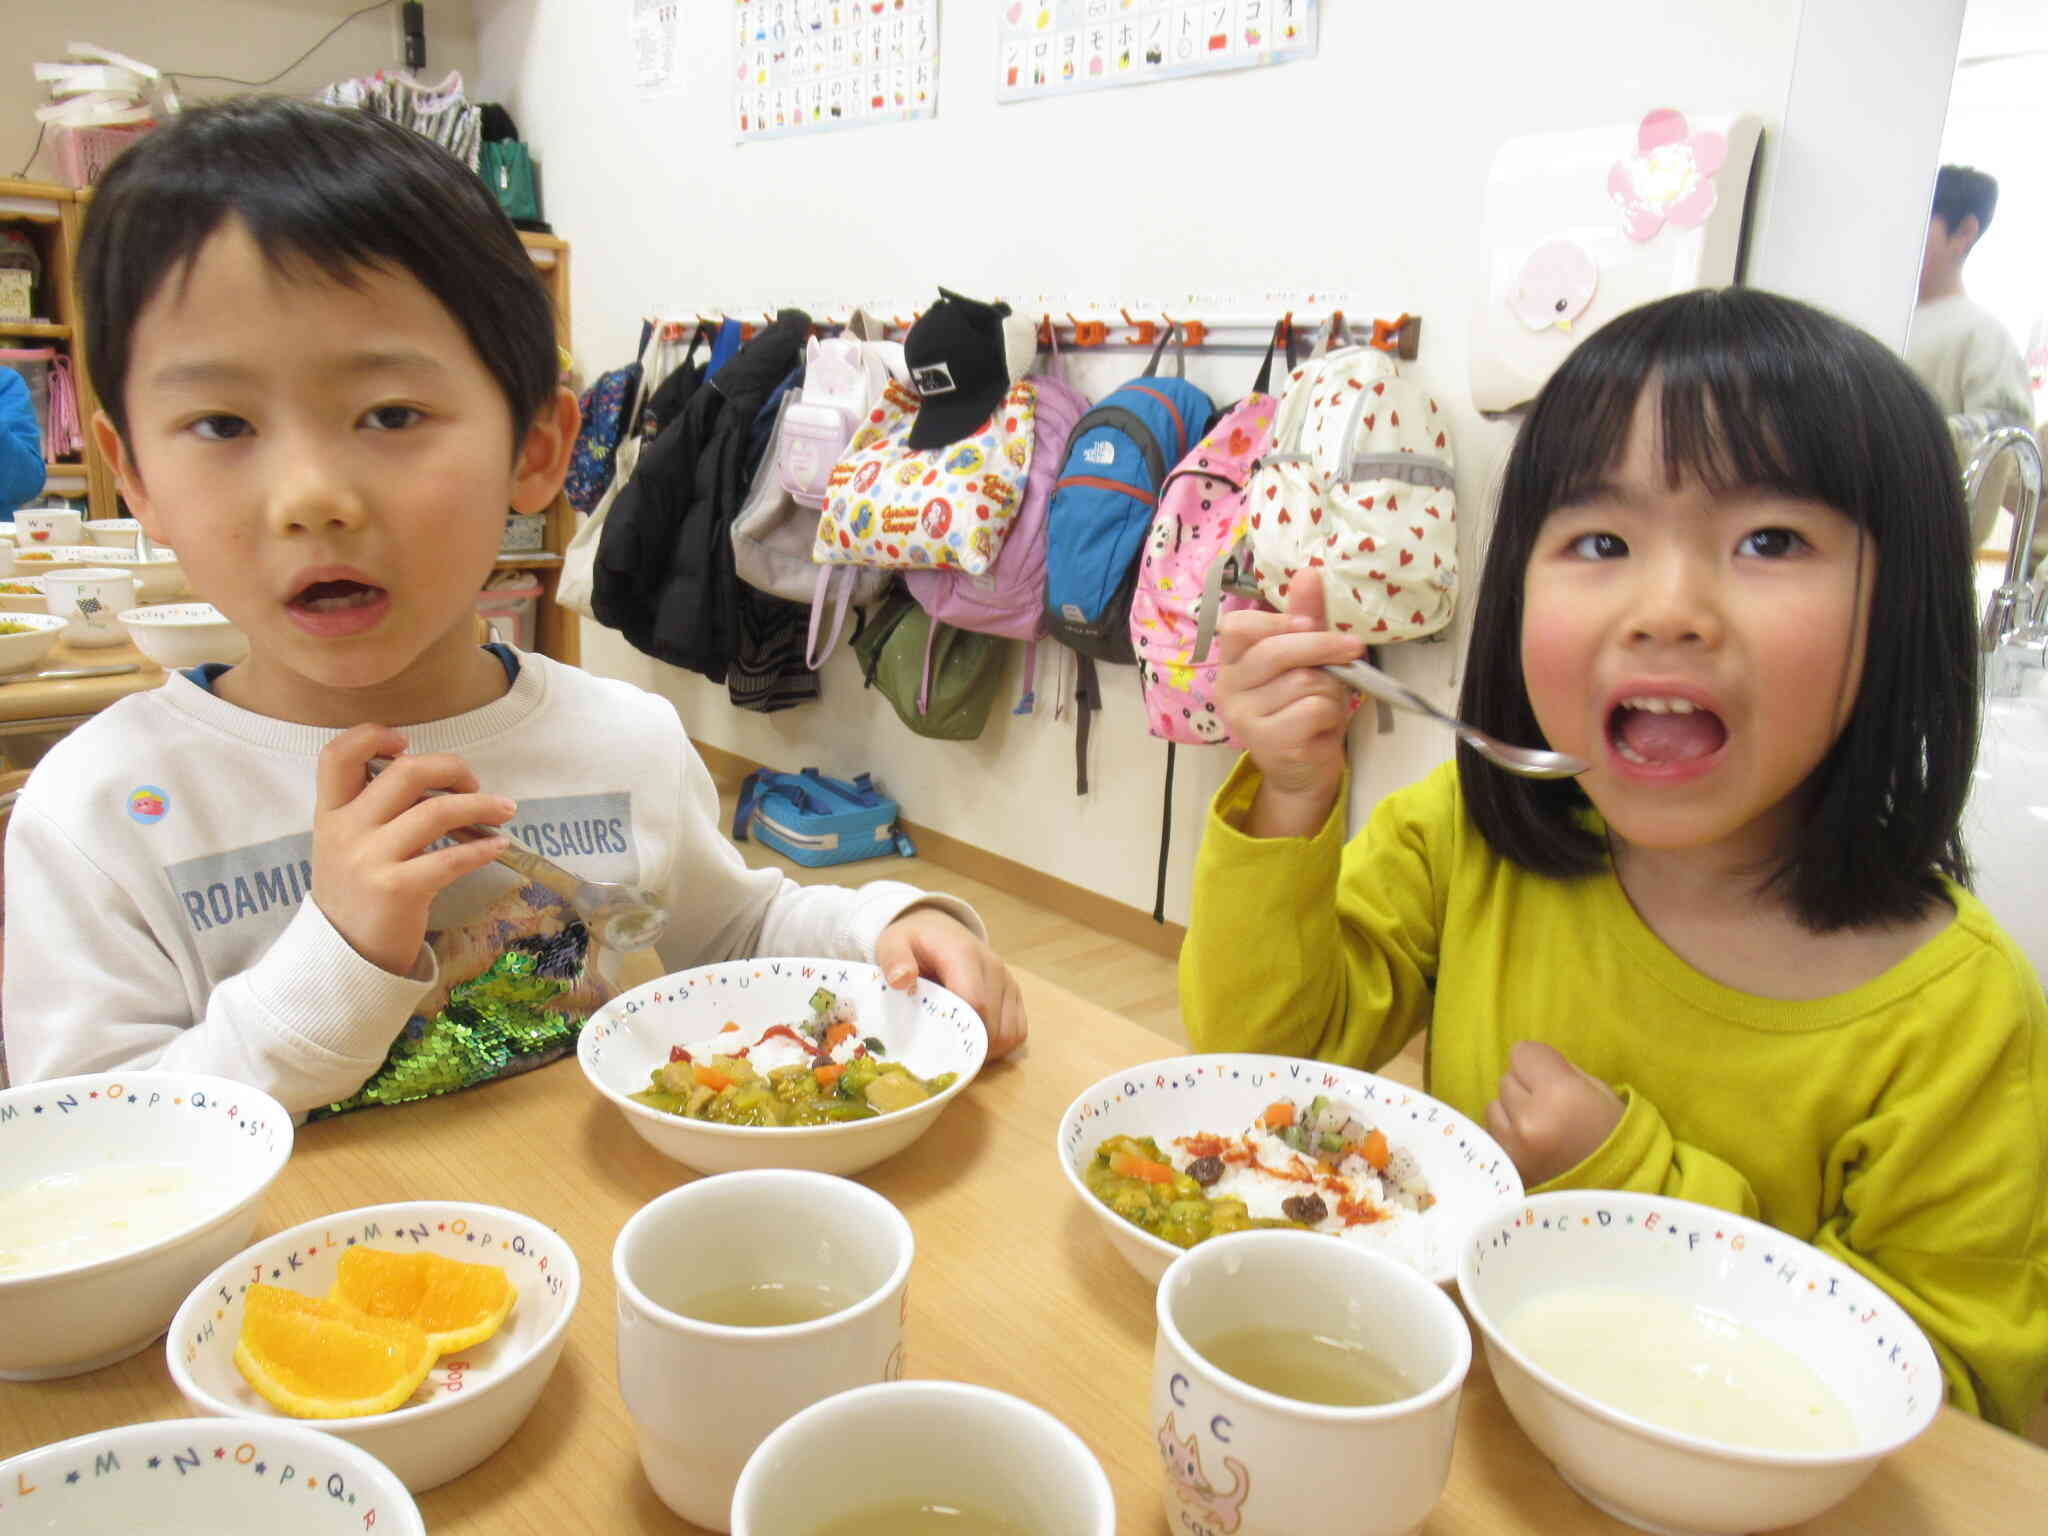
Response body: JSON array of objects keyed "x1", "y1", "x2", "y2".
[{"x1": 1957, "y1": 421, "x2": 2046, "y2": 697}]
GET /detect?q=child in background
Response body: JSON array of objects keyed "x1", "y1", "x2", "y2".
[
  {"x1": 2, "y1": 97, "x2": 1024, "y2": 1117},
  {"x1": 0, "y1": 366, "x2": 43, "y2": 517},
  {"x1": 1182, "y1": 288, "x2": 2047, "y2": 1431}
]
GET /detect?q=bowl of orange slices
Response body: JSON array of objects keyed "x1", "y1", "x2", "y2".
[{"x1": 164, "y1": 1201, "x2": 581, "y2": 1492}]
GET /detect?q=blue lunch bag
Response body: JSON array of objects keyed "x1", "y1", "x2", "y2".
[{"x1": 730, "y1": 767, "x2": 917, "y2": 867}]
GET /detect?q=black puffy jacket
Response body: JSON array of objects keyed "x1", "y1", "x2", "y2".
[{"x1": 592, "y1": 310, "x2": 809, "y2": 680}]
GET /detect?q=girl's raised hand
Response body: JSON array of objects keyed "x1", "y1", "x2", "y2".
[
  {"x1": 312, "y1": 724, "x2": 519, "y2": 976},
  {"x1": 1214, "y1": 571, "x2": 1367, "y2": 838},
  {"x1": 1485, "y1": 1041, "x2": 1625, "y2": 1187}
]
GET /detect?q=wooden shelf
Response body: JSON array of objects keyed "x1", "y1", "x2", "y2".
[
  {"x1": 494, "y1": 554, "x2": 563, "y2": 569},
  {"x1": 0, "y1": 321, "x2": 69, "y2": 340}
]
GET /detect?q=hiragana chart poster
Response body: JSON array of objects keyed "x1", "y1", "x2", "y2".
[
  {"x1": 734, "y1": 0, "x2": 940, "y2": 143},
  {"x1": 998, "y1": 0, "x2": 1316, "y2": 101}
]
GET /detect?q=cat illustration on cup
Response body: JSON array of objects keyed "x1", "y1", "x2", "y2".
[{"x1": 1156, "y1": 1412, "x2": 1250, "y2": 1534}]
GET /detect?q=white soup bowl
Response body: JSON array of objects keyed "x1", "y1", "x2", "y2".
[
  {"x1": 0, "y1": 1070, "x2": 293, "y2": 1379},
  {"x1": 0, "y1": 574, "x2": 47, "y2": 615},
  {"x1": 579, "y1": 958, "x2": 987, "y2": 1176},
  {"x1": 1058, "y1": 1052, "x2": 1522, "y2": 1287},
  {"x1": 119, "y1": 602, "x2": 250, "y2": 667},
  {"x1": 0, "y1": 610, "x2": 67, "y2": 673},
  {"x1": 0, "y1": 1417, "x2": 423, "y2": 1535},
  {"x1": 1457, "y1": 1190, "x2": 1943, "y2": 1535}
]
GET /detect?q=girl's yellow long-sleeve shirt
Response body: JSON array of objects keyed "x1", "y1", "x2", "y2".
[{"x1": 1182, "y1": 757, "x2": 2048, "y2": 1434}]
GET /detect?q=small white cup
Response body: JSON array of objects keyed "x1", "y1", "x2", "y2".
[
  {"x1": 43, "y1": 566, "x2": 138, "y2": 648},
  {"x1": 612, "y1": 1169, "x2": 914, "y2": 1532},
  {"x1": 1153, "y1": 1230, "x2": 1471, "y2": 1536},
  {"x1": 16, "y1": 507, "x2": 83, "y2": 547},
  {"x1": 732, "y1": 1379, "x2": 1117, "y2": 1535}
]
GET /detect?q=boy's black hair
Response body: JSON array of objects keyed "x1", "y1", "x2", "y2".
[
  {"x1": 78, "y1": 95, "x2": 557, "y2": 450},
  {"x1": 1459, "y1": 287, "x2": 1978, "y2": 932},
  {"x1": 1930, "y1": 164, "x2": 1999, "y2": 240}
]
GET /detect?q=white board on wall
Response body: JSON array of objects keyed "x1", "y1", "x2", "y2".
[{"x1": 1468, "y1": 111, "x2": 1764, "y2": 414}]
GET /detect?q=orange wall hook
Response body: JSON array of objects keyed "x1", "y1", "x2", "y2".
[
  {"x1": 1068, "y1": 312, "x2": 1108, "y2": 348},
  {"x1": 1371, "y1": 312, "x2": 1420, "y2": 358},
  {"x1": 1170, "y1": 316, "x2": 1208, "y2": 347},
  {"x1": 1119, "y1": 307, "x2": 1158, "y2": 347}
]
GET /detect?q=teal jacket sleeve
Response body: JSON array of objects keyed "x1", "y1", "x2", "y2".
[{"x1": 0, "y1": 368, "x2": 46, "y2": 513}]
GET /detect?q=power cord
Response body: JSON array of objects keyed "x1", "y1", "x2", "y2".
[
  {"x1": 163, "y1": 0, "x2": 396, "y2": 87},
  {"x1": 12, "y1": 1, "x2": 396, "y2": 178}
]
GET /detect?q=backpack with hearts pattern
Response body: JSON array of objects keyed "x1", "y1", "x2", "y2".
[{"x1": 1241, "y1": 346, "x2": 1456, "y2": 642}]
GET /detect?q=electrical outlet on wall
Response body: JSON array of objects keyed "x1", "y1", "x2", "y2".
[{"x1": 401, "y1": 1, "x2": 426, "y2": 70}]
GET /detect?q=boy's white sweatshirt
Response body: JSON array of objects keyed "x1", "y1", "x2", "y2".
[{"x1": 1, "y1": 651, "x2": 975, "y2": 1116}]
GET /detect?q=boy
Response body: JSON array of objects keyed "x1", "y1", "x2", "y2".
[
  {"x1": 1907, "y1": 164, "x2": 2035, "y2": 550},
  {"x1": 1, "y1": 98, "x2": 1023, "y2": 1117}
]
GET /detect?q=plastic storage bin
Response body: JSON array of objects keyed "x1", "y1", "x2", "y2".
[
  {"x1": 51, "y1": 122, "x2": 153, "y2": 188},
  {"x1": 476, "y1": 576, "x2": 543, "y2": 651}
]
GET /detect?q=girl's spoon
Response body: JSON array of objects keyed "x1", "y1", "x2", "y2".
[{"x1": 1321, "y1": 658, "x2": 1589, "y2": 779}]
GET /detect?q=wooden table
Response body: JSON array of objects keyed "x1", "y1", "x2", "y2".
[
  {"x1": 0, "y1": 635, "x2": 162, "y2": 733},
  {"x1": 3, "y1": 969, "x2": 2042, "y2": 1532}
]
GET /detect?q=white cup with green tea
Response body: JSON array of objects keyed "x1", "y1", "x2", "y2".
[
  {"x1": 730, "y1": 1379, "x2": 1116, "y2": 1535},
  {"x1": 16, "y1": 507, "x2": 82, "y2": 547},
  {"x1": 612, "y1": 1168, "x2": 914, "y2": 1533},
  {"x1": 42, "y1": 566, "x2": 137, "y2": 648},
  {"x1": 1152, "y1": 1229, "x2": 1471, "y2": 1536}
]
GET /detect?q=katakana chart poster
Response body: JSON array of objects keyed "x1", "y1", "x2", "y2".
[
  {"x1": 998, "y1": 0, "x2": 1316, "y2": 102},
  {"x1": 735, "y1": 0, "x2": 940, "y2": 143}
]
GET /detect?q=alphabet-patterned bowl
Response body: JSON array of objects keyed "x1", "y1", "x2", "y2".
[
  {"x1": 1057, "y1": 1053, "x2": 1522, "y2": 1287},
  {"x1": 0, "y1": 1418, "x2": 422, "y2": 1535},
  {"x1": 1456, "y1": 1191, "x2": 1942, "y2": 1536},
  {"x1": 165, "y1": 1201, "x2": 581, "y2": 1493},
  {"x1": 578, "y1": 959, "x2": 987, "y2": 1177},
  {"x1": 0, "y1": 1071, "x2": 293, "y2": 1379}
]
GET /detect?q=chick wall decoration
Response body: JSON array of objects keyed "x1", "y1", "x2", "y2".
[
  {"x1": 1510, "y1": 240, "x2": 1600, "y2": 333},
  {"x1": 1471, "y1": 109, "x2": 1762, "y2": 412}
]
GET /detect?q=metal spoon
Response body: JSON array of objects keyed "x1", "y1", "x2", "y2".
[
  {"x1": 0, "y1": 663, "x2": 141, "y2": 685},
  {"x1": 367, "y1": 757, "x2": 670, "y2": 949},
  {"x1": 1321, "y1": 658, "x2": 1589, "y2": 779}
]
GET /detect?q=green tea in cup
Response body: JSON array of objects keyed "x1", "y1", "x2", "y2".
[
  {"x1": 673, "y1": 1279, "x2": 856, "y2": 1327},
  {"x1": 806, "y1": 1499, "x2": 1031, "y2": 1533},
  {"x1": 1192, "y1": 1323, "x2": 1417, "y2": 1407}
]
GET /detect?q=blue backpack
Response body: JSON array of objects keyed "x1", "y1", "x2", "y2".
[{"x1": 1042, "y1": 328, "x2": 1214, "y2": 666}]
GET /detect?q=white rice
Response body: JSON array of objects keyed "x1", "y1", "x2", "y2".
[{"x1": 1167, "y1": 1125, "x2": 1436, "y2": 1275}]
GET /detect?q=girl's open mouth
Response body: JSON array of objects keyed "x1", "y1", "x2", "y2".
[
  {"x1": 1609, "y1": 696, "x2": 1728, "y2": 767},
  {"x1": 287, "y1": 578, "x2": 389, "y2": 637}
]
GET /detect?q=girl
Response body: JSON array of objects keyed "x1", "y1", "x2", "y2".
[{"x1": 1182, "y1": 288, "x2": 2047, "y2": 1432}]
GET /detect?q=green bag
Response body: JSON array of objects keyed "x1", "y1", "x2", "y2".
[
  {"x1": 853, "y1": 592, "x2": 1008, "y2": 742},
  {"x1": 479, "y1": 140, "x2": 539, "y2": 222}
]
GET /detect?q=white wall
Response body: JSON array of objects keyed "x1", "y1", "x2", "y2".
[
  {"x1": 474, "y1": 0, "x2": 1963, "y2": 928},
  {"x1": 4, "y1": 1, "x2": 481, "y2": 182}
]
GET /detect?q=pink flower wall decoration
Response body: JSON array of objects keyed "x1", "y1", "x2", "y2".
[{"x1": 1608, "y1": 108, "x2": 1727, "y2": 243}]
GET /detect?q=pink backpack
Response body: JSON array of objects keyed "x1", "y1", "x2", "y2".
[
  {"x1": 903, "y1": 368, "x2": 1090, "y2": 703},
  {"x1": 1129, "y1": 327, "x2": 1295, "y2": 745}
]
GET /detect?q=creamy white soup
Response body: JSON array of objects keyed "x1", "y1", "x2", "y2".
[
  {"x1": 0, "y1": 1163, "x2": 230, "y2": 1278},
  {"x1": 1502, "y1": 1288, "x2": 1859, "y2": 1453}
]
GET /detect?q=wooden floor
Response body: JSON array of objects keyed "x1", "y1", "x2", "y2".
[{"x1": 715, "y1": 778, "x2": 1191, "y2": 1048}]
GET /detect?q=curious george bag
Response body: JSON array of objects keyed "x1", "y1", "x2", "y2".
[{"x1": 811, "y1": 379, "x2": 1039, "y2": 578}]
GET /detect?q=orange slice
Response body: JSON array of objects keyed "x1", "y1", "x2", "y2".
[
  {"x1": 234, "y1": 1284, "x2": 434, "y2": 1419},
  {"x1": 329, "y1": 1247, "x2": 517, "y2": 1356}
]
